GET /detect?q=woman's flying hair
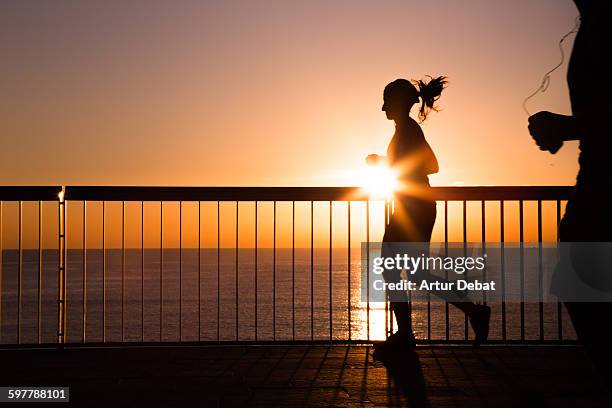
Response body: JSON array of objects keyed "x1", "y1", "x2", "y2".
[{"x1": 413, "y1": 76, "x2": 448, "y2": 122}]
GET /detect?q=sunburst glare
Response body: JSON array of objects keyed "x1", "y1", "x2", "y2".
[{"x1": 358, "y1": 165, "x2": 399, "y2": 199}]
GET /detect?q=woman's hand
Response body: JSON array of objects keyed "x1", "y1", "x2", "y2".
[
  {"x1": 366, "y1": 154, "x2": 381, "y2": 166},
  {"x1": 528, "y1": 111, "x2": 574, "y2": 154}
]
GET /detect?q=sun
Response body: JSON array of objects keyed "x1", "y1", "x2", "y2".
[{"x1": 358, "y1": 165, "x2": 399, "y2": 199}]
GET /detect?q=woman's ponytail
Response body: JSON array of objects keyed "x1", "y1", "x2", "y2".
[{"x1": 413, "y1": 76, "x2": 448, "y2": 122}]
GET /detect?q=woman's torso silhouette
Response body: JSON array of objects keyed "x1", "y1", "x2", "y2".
[{"x1": 383, "y1": 118, "x2": 438, "y2": 243}]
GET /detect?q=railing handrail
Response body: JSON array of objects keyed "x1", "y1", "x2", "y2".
[
  {"x1": 59, "y1": 185, "x2": 575, "y2": 202},
  {"x1": 0, "y1": 186, "x2": 62, "y2": 201},
  {"x1": 0, "y1": 185, "x2": 574, "y2": 201}
]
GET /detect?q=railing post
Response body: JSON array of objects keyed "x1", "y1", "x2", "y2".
[{"x1": 57, "y1": 187, "x2": 66, "y2": 347}]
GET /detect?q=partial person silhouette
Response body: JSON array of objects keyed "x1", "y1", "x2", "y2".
[
  {"x1": 368, "y1": 77, "x2": 491, "y2": 362},
  {"x1": 528, "y1": 0, "x2": 612, "y2": 388}
]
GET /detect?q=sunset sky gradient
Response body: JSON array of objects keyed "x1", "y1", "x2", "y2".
[{"x1": 1, "y1": 0, "x2": 579, "y2": 187}]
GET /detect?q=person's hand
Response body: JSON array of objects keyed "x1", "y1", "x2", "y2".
[
  {"x1": 528, "y1": 111, "x2": 569, "y2": 154},
  {"x1": 366, "y1": 154, "x2": 380, "y2": 166}
]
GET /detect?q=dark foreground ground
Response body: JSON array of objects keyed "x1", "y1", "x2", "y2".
[{"x1": 1, "y1": 344, "x2": 611, "y2": 407}]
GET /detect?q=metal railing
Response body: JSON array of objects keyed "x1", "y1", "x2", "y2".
[{"x1": 0, "y1": 185, "x2": 575, "y2": 346}]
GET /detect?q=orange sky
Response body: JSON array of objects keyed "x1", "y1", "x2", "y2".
[
  {"x1": 1, "y1": 0, "x2": 579, "y2": 187},
  {"x1": 1, "y1": 1, "x2": 578, "y2": 248}
]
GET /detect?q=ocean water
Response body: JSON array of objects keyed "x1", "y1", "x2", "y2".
[{"x1": 0, "y1": 249, "x2": 576, "y2": 344}]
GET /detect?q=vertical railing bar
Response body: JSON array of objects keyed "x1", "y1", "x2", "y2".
[
  {"x1": 463, "y1": 200, "x2": 468, "y2": 340},
  {"x1": 519, "y1": 200, "x2": 525, "y2": 341},
  {"x1": 310, "y1": 201, "x2": 314, "y2": 341},
  {"x1": 366, "y1": 200, "x2": 370, "y2": 342},
  {"x1": 0, "y1": 201, "x2": 2, "y2": 344},
  {"x1": 18, "y1": 201, "x2": 22, "y2": 344},
  {"x1": 83, "y1": 201, "x2": 87, "y2": 343},
  {"x1": 217, "y1": 201, "x2": 220, "y2": 341},
  {"x1": 198, "y1": 201, "x2": 201, "y2": 342},
  {"x1": 179, "y1": 201, "x2": 182, "y2": 342},
  {"x1": 481, "y1": 200, "x2": 486, "y2": 306},
  {"x1": 160, "y1": 201, "x2": 163, "y2": 342},
  {"x1": 292, "y1": 201, "x2": 295, "y2": 341},
  {"x1": 329, "y1": 200, "x2": 333, "y2": 341},
  {"x1": 254, "y1": 201, "x2": 258, "y2": 341},
  {"x1": 537, "y1": 200, "x2": 544, "y2": 341},
  {"x1": 235, "y1": 201, "x2": 238, "y2": 341},
  {"x1": 444, "y1": 200, "x2": 449, "y2": 341},
  {"x1": 347, "y1": 200, "x2": 351, "y2": 341},
  {"x1": 57, "y1": 200, "x2": 61, "y2": 345},
  {"x1": 38, "y1": 201, "x2": 42, "y2": 344},
  {"x1": 556, "y1": 200, "x2": 562, "y2": 340},
  {"x1": 404, "y1": 201, "x2": 409, "y2": 334},
  {"x1": 384, "y1": 200, "x2": 389, "y2": 338},
  {"x1": 141, "y1": 201, "x2": 144, "y2": 342},
  {"x1": 500, "y1": 200, "x2": 506, "y2": 341},
  {"x1": 273, "y1": 201, "x2": 276, "y2": 341},
  {"x1": 427, "y1": 233, "x2": 431, "y2": 342},
  {"x1": 102, "y1": 202, "x2": 106, "y2": 343},
  {"x1": 121, "y1": 201, "x2": 125, "y2": 342},
  {"x1": 388, "y1": 200, "x2": 394, "y2": 335}
]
